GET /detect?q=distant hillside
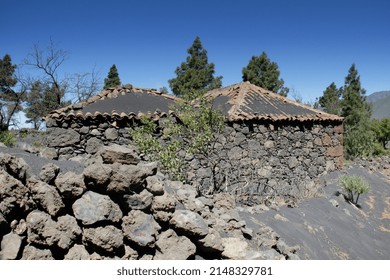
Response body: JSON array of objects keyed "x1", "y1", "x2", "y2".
[{"x1": 367, "y1": 91, "x2": 390, "y2": 120}]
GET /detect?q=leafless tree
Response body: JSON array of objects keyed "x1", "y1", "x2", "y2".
[
  {"x1": 70, "y1": 68, "x2": 102, "y2": 103},
  {"x1": 23, "y1": 38, "x2": 69, "y2": 108}
]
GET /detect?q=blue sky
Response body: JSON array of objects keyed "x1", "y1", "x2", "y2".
[{"x1": 1, "y1": 0, "x2": 390, "y2": 105}]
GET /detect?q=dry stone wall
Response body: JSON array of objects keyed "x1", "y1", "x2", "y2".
[
  {"x1": 44, "y1": 117, "x2": 343, "y2": 203},
  {"x1": 188, "y1": 120, "x2": 344, "y2": 203},
  {"x1": 0, "y1": 148, "x2": 299, "y2": 260}
]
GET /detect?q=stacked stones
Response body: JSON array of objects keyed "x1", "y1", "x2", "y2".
[
  {"x1": 43, "y1": 118, "x2": 343, "y2": 204},
  {"x1": 188, "y1": 121, "x2": 344, "y2": 203},
  {"x1": 0, "y1": 146, "x2": 299, "y2": 260},
  {"x1": 44, "y1": 121, "x2": 134, "y2": 160}
]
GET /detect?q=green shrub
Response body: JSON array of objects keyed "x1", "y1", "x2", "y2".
[
  {"x1": 344, "y1": 124, "x2": 376, "y2": 159},
  {"x1": 129, "y1": 99, "x2": 225, "y2": 182},
  {"x1": 338, "y1": 174, "x2": 370, "y2": 205},
  {"x1": 0, "y1": 131, "x2": 16, "y2": 147}
]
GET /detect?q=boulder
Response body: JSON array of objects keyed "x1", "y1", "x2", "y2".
[
  {"x1": 21, "y1": 245, "x2": 54, "y2": 260},
  {"x1": 28, "y1": 178, "x2": 65, "y2": 217},
  {"x1": 122, "y1": 210, "x2": 160, "y2": 248},
  {"x1": 0, "y1": 232, "x2": 23, "y2": 260},
  {"x1": 106, "y1": 164, "x2": 156, "y2": 194},
  {"x1": 85, "y1": 137, "x2": 103, "y2": 154},
  {"x1": 154, "y1": 229, "x2": 196, "y2": 260},
  {"x1": 64, "y1": 244, "x2": 90, "y2": 260},
  {"x1": 56, "y1": 215, "x2": 82, "y2": 250},
  {"x1": 170, "y1": 210, "x2": 209, "y2": 238},
  {"x1": 46, "y1": 128, "x2": 80, "y2": 148},
  {"x1": 40, "y1": 147, "x2": 58, "y2": 160},
  {"x1": 26, "y1": 210, "x2": 58, "y2": 247},
  {"x1": 146, "y1": 175, "x2": 165, "y2": 195},
  {"x1": 104, "y1": 128, "x2": 119, "y2": 140},
  {"x1": 39, "y1": 163, "x2": 60, "y2": 184},
  {"x1": 72, "y1": 191, "x2": 122, "y2": 225},
  {"x1": 197, "y1": 227, "x2": 224, "y2": 254},
  {"x1": 0, "y1": 153, "x2": 31, "y2": 183},
  {"x1": 83, "y1": 225, "x2": 124, "y2": 253},
  {"x1": 151, "y1": 193, "x2": 176, "y2": 223},
  {"x1": 55, "y1": 171, "x2": 86, "y2": 199},
  {"x1": 100, "y1": 144, "x2": 140, "y2": 165},
  {"x1": 121, "y1": 189, "x2": 153, "y2": 211},
  {"x1": 83, "y1": 163, "x2": 112, "y2": 189},
  {"x1": 0, "y1": 170, "x2": 33, "y2": 219}
]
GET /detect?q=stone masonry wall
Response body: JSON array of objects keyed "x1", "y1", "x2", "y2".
[
  {"x1": 187, "y1": 120, "x2": 344, "y2": 203},
  {"x1": 44, "y1": 117, "x2": 343, "y2": 202},
  {"x1": 0, "y1": 149, "x2": 299, "y2": 260}
]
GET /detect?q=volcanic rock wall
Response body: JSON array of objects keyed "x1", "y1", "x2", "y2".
[
  {"x1": 0, "y1": 147, "x2": 299, "y2": 260},
  {"x1": 44, "y1": 116, "x2": 343, "y2": 202}
]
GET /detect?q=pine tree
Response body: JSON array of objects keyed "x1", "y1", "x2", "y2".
[
  {"x1": 342, "y1": 64, "x2": 371, "y2": 127},
  {"x1": 0, "y1": 54, "x2": 25, "y2": 130},
  {"x1": 103, "y1": 64, "x2": 121, "y2": 89},
  {"x1": 0, "y1": 54, "x2": 17, "y2": 93},
  {"x1": 341, "y1": 64, "x2": 374, "y2": 158},
  {"x1": 318, "y1": 82, "x2": 342, "y2": 115},
  {"x1": 242, "y1": 51, "x2": 289, "y2": 96},
  {"x1": 25, "y1": 81, "x2": 46, "y2": 129},
  {"x1": 169, "y1": 36, "x2": 222, "y2": 100}
]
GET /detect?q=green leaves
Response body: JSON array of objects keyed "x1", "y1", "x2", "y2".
[
  {"x1": 104, "y1": 64, "x2": 121, "y2": 89},
  {"x1": 318, "y1": 82, "x2": 342, "y2": 115},
  {"x1": 169, "y1": 36, "x2": 222, "y2": 100},
  {"x1": 129, "y1": 99, "x2": 225, "y2": 181},
  {"x1": 339, "y1": 174, "x2": 370, "y2": 205},
  {"x1": 242, "y1": 51, "x2": 289, "y2": 96}
]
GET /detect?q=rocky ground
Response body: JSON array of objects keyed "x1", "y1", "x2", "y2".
[{"x1": 0, "y1": 134, "x2": 389, "y2": 260}]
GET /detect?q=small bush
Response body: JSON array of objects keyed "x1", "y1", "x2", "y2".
[
  {"x1": 0, "y1": 131, "x2": 16, "y2": 147},
  {"x1": 338, "y1": 174, "x2": 370, "y2": 205}
]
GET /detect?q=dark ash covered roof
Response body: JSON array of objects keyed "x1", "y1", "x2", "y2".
[
  {"x1": 206, "y1": 82, "x2": 344, "y2": 122},
  {"x1": 45, "y1": 84, "x2": 180, "y2": 121}
]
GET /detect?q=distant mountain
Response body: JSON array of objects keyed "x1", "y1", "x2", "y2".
[{"x1": 366, "y1": 91, "x2": 390, "y2": 120}]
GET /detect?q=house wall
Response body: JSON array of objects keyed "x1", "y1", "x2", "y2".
[
  {"x1": 186, "y1": 120, "x2": 344, "y2": 204},
  {"x1": 44, "y1": 117, "x2": 343, "y2": 204}
]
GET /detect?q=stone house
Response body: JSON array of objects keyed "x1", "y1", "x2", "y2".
[
  {"x1": 44, "y1": 84, "x2": 178, "y2": 159},
  {"x1": 44, "y1": 82, "x2": 344, "y2": 202},
  {"x1": 188, "y1": 82, "x2": 344, "y2": 202}
]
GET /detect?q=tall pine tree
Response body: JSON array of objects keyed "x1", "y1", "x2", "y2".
[
  {"x1": 341, "y1": 64, "x2": 374, "y2": 158},
  {"x1": 242, "y1": 52, "x2": 289, "y2": 96},
  {"x1": 0, "y1": 54, "x2": 25, "y2": 130},
  {"x1": 169, "y1": 36, "x2": 222, "y2": 100},
  {"x1": 318, "y1": 82, "x2": 342, "y2": 115},
  {"x1": 104, "y1": 64, "x2": 121, "y2": 89},
  {"x1": 342, "y1": 64, "x2": 371, "y2": 126}
]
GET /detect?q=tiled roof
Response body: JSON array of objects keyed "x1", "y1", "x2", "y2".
[
  {"x1": 206, "y1": 82, "x2": 344, "y2": 122},
  {"x1": 44, "y1": 84, "x2": 180, "y2": 121}
]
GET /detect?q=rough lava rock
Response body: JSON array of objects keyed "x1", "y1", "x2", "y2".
[
  {"x1": 55, "y1": 171, "x2": 86, "y2": 199},
  {"x1": 72, "y1": 191, "x2": 123, "y2": 225},
  {"x1": 0, "y1": 170, "x2": 33, "y2": 219},
  {"x1": 28, "y1": 177, "x2": 65, "y2": 217},
  {"x1": 83, "y1": 225, "x2": 123, "y2": 253},
  {"x1": 122, "y1": 210, "x2": 160, "y2": 248},
  {"x1": 100, "y1": 144, "x2": 140, "y2": 165},
  {"x1": 154, "y1": 229, "x2": 196, "y2": 260},
  {"x1": 170, "y1": 210, "x2": 209, "y2": 238},
  {"x1": 0, "y1": 232, "x2": 24, "y2": 260},
  {"x1": 39, "y1": 163, "x2": 60, "y2": 185}
]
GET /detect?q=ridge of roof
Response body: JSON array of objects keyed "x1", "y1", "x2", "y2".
[
  {"x1": 206, "y1": 81, "x2": 344, "y2": 122},
  {"x1": 44, "y1": 84, "x2": 181, "y2": 121}
]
